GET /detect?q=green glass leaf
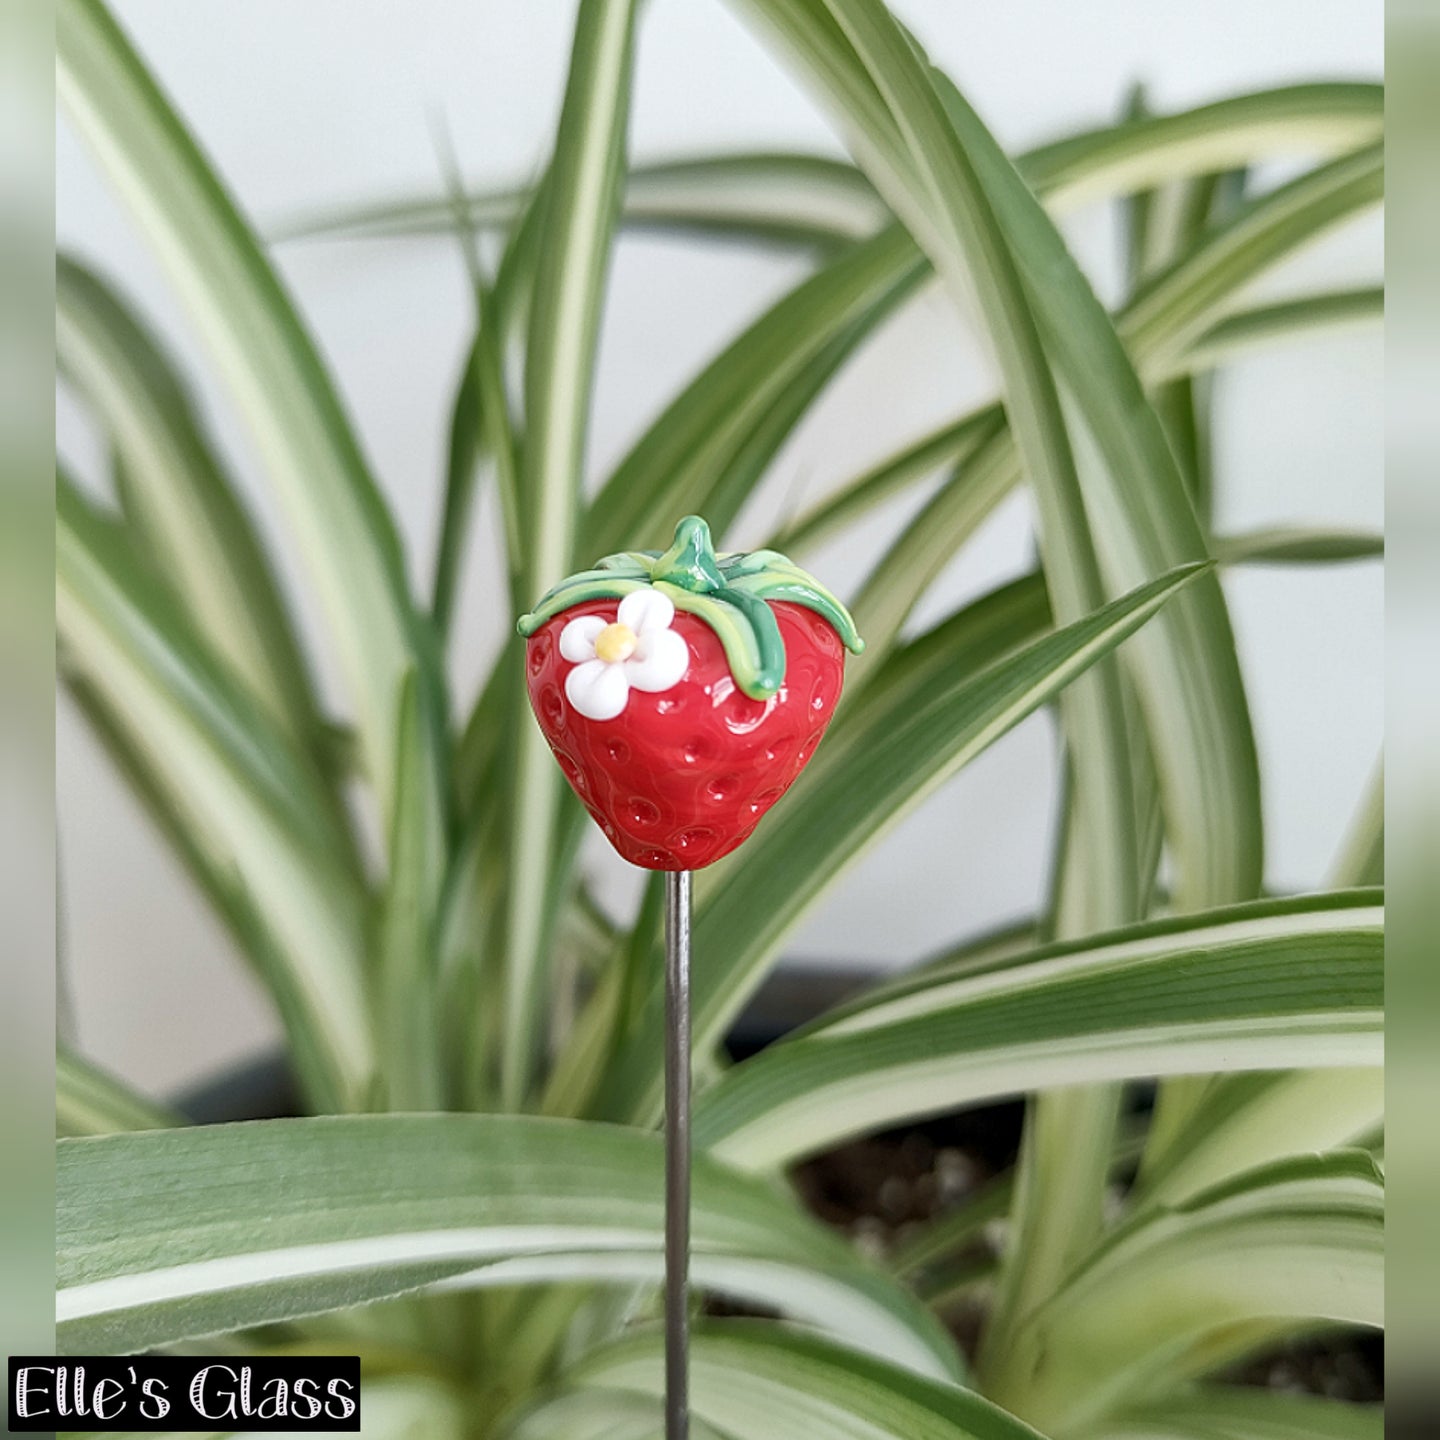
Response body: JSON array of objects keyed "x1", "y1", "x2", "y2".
[{"x1": 518, "y1": 517, "x2": 862, "y2": 699}]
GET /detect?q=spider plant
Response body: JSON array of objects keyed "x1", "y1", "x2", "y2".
[{"x1": 54, "y1": 0, "x2": 1383, "y2": 1436}]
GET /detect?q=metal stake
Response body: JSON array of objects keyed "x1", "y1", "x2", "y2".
[{"x1": 663, "y1": 869, "x2": 692, "y2": 1440}]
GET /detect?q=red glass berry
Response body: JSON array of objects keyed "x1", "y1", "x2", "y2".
[{"x1": 524, "y1": 599, "x2": 846, "y2": 869}]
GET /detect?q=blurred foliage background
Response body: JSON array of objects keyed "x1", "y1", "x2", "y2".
[{"x1": 47, "y1": 1, "x2": 1386, "y2": 1437}]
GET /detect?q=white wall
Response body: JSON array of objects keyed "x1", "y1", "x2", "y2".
[{"x1": 56, "y1": 0, "x2": 1383, "y2": 1096}]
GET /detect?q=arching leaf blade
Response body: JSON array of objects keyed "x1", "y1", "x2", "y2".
[
  {"x1": 57, "y1": 1115, "x2": 957, "y2": 1379},
  {"x1": 598, "y1": 564, "x2": 1209, "y2": 1124},
  {"x1": 56, "y1": 0, "x2": 443, "y2": 832},
  {"x1": 693, "y1": 892, "x2": 1382, "y2": 1171}
]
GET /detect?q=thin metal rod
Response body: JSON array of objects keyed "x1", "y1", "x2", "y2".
[{"x1": 663, "y1": 869, "x2": 692, "y2": 1440}]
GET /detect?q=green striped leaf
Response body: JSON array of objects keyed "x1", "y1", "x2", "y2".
[
  {"x1": 509, "y1": 1391, "x2": 727, "y2": 1440},
  {"x1": 275, "y1": 151, "x2": 886, "y2": 252},
  {"x1": 438, "y1": 204, "x2": 533, "y2": 648},
  {"x1": 519, "y1": 0, "x2": 638, "y2": 603},
  {"x1": 583, "y1": 223, "x2": 927, "y2": 556},
  {"x1": 1125, "y1": 145, "x2": 1383, "y2": 374},
  {"x1": 375, "y1": 670, "x2": 447, "y2": 1111},
  {"x1": 277, "y1": 82, "x2": 1382, "y2": 253},
  {"x1": 503, "y1": 0, "x2": 640, "y2": 1106},
  {"x1": 995, "y1": 80, "x2": 1231, "y2": 1368},
  {"x1": 55, "y1": 255, "x2": 325, "y2": 772},
  {"x1": 55, "y1": 1374, "x2": 471, "y2": 1440},
  {"x1": 1212, "y1": 526, "x2": 1384, "y2": 566},
  {"x1": 430, "y1": 331, "x2": 485, "y2": 640},
  {"x1": 771, "y1": 408, "x2": 1002, "y2": 554},
  {"x1": 801, "y1": 273, "x2": 1382, "y2": 635},
  {"x1": 57, "y1": 474, "x2": 375, "y2": 1111},
  {"x1": 1135, "y1": 1067, "x2": 1384, "y2": 1208},
  {"x1": 428, "y1": 175, "x2": 533, "y2": 640},
  {"x1": 1101, "y1": 1387, "x2": 1383, "y2": 1440},
  {"x1": 932, "y1": 68, "x2": 1265, "y2": 914},
  {"x1": 1172, "y1": 286, "x2": 1384, "y2": 380},
  {"x1": 1332, "y1": 759, "x2": 1385, "y2": 888},
  {"x1": 597, "y1": 564, "x2": 1207, "y2": 1123},
  {"x1": 56, "y1": 1116, "x2": 957, "y2": 1378},
  {"x1": 249, "y1": 1376, "x2": 468, "y2": 1440},
  {"x1": 1014, "y1": 1153, "x2": 1383, "y2": 1428},
  {"x1": 56, "y1": 1047, "x2": 180, "y2": 1137},
  {"x1": 764, "y1": 4, "x2": 1145, "y2": 948},
  {"x1": 1022, "y1": 82, "x2": 1381, "y2": 209},
  {"x1": 475, "y1": 79, "x2": 1383, "y2": 802},
  {"x1": 693, "y1": 892, "x2": 1382, "y2": 1170},
  {"x1": 518, "y1": 1323, "x2": 1045, "y2": 1440},
  {"x1": 728, "y1": 4, "x2": 1382, "y2": 934},
  {"x1": 1136, "y1": 769, "x2": 1385, "y2": 1197},
  {"x1": 56, "y1": 0, "x2": 441, "y2": 834}
]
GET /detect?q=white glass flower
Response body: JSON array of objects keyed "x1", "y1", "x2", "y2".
[{"x1": 559, "y1": 587, "x2": 690, "y2": 721}]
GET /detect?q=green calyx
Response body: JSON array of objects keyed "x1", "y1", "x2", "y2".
[
  {"x1": 517, "y1": 515, "x2": 864, "y2": 700},
  {"x1": 651, "y1": 514, "x2": 727, "y2": 592}
]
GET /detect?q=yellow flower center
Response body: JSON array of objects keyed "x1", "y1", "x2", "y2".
[{"x1": 595, "y1": 622, "x2": 638, "y2": 664}]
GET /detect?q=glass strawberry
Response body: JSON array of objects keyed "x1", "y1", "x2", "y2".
[{"x1": 518, "y1": 516, "x2": 864, "y2": 869}]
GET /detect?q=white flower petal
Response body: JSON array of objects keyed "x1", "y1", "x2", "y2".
[
  {"x1": 559, "y1": 614, "x2": 606, "y2": 662},
  {"x1": 618, "y1": 587, "x2": 674, "y2": 636},
  {"x1": 565, "y1": 658, "x2": 630, "y2": 720},
  {"x1": 624, "y1": 627, "x2": 689, "y2": 693}
]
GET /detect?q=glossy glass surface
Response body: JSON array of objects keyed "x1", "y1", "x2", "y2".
[{"x1": 526, "y1": 599, "x2": 847, "y2": 869}]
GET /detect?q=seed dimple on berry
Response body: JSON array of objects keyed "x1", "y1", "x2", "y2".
[
  {"x1": 526, "y1": 592, "x2": 849, "y2": 874},
  {"x1": 626, "y1": 797, "x2": 660, "y2": 828},
  {"x1": 706, "y1": 774, "x2": 741, "y2": 803},
  {"x1": 682, "y1": 736, "x2": 713, "y2": 766},
  {"x1": 724, "y1": 694, "x2": 772, "y2": 735}
]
